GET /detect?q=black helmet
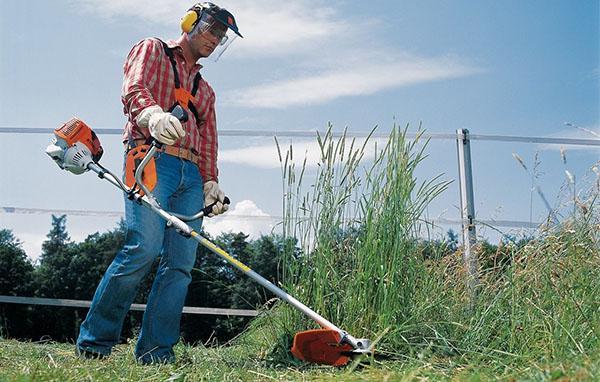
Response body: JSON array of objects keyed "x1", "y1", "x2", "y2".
[{"x1": 181, "y1": 2, "x2": 242, "y2": 38}]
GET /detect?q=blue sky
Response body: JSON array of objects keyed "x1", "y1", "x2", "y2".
[{"x1": 1, "y1": 0, "x2": 598, "y2": 260}]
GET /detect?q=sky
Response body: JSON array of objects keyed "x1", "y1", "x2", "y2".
[{"x1": 0, "y1": 0, "x2": 598, "y2": 261}]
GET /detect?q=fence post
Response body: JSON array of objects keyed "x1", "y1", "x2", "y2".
[{"x1": 456, "y1": 129, "x2": 480, "y2": 299}]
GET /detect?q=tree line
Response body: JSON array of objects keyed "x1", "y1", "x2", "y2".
[
  {"x1": 0, "y1": 215, "x2": 293, "y2": 345},
  {"x1": 1, "y1": 215, "x2": 518, "y2": 346}
]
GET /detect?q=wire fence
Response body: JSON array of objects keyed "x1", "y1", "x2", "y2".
[
  {"x1": 3, "y1": 126, "x2": 600, "y2": 145},
  {"x1": 0, "y1": 206, "x2": 543, "y2": 228},
  {"x1": 1, "y1": 126, "x2": 598, "y2": 315},
  {"x1": 2, "y1": 126, "x2": 598, "y2": 230}
]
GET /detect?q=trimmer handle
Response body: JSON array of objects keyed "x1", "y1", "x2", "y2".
[
  {"x1": 142, "y1": 105, "x2": 229, "y2": 221},
  {"x1": 149, "y1": 105, "x2": 187, "y2": 150},
  {"x1": 170, "y1": 104, "x2": 188, "y2": 123},
  {"x1": 201, "y1": 197, "x2": 231, "y2": 217}
]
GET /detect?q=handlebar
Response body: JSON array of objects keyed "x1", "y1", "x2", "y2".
[{"x1": 131, "y1": 105, "x2": 230, "y2": 221}]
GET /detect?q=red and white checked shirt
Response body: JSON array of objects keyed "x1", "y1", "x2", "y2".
[{"x1": 121, "y1": 38, "x2": 218, "y2": 182}]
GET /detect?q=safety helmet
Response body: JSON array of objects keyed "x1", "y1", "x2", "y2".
[
  {"x1": 181, "y1": 3, "x2": 242, "y2": 37},
  {"x1": 181, "y1": 2, "x2": 242, "y2": 61}
]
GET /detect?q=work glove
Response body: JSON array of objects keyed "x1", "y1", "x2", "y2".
[
  {"x1": 136, "y1": 105, "x2": 185, "y2": 145},
  {"x1": 203, "y1": 180, "x2": 229, "y2": 217}
]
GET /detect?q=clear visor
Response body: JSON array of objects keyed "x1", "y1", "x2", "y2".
[{"x1": 190, "y1": 12, "x2": 238, "y2": 62}]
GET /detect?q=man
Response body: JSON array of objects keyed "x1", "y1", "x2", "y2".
[{"x1": 76, "y1": 2, "x2": 242, "y2": 364}]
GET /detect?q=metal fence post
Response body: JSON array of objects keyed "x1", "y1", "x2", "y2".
[{"x1": 456, "y1": 129, "x2": 480, "y2": 299}]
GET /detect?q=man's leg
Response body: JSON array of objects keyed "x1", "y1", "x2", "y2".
[
  {"x1": 135, "y1": 158, "x2": 204, "y2": 363},
  {"x1": 76, "y1": 153, "x2": 180, "y2": 356}
]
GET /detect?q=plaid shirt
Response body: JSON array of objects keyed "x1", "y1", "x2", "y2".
[{"x1": 121, "y1": 38, "x2": 218, "y2": 182}]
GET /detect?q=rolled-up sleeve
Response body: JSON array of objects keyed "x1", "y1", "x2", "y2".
[{"x1": 121, "y1": 39, "x2": 162, "y2": 126}]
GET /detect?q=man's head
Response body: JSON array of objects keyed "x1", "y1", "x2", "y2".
[{"x1": 181, "y1": 2, "x2": 242, "y2": 61}]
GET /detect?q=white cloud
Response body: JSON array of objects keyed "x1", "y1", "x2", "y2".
[
  {"x1": 220, "y1": 142, "x2": 281, "y2": 168},
  {"x1": 16, "y1": 200, "x2": 277, "y2": 261},
  {"x1": 224, "y1": 55, "x2": 480, "y2": 108},
  {"x1": 220, "y1": 137, "x2": 388, "y2": 169},
  {"x1": 72, "y1": 0, "x2": 344, "y2": 55},
  {"x1": 224, "y1": 1, "x2": 345, "y2": 56},
  {"x1": 203, "y1": 199, "x2": 277, "y2": 238},
  {"x1": 72, "y1": 1, "x2": 482, "y2": 108}
]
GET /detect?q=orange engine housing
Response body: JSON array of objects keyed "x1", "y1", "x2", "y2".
[{"x1": 55, "y1": 118, "x2": 104, "y2": 162}]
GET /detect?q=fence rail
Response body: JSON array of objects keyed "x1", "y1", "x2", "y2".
[
  {"x1": 2, "y1": 127, "x2": 600, "y2": 146},
  {"x1": 1, "y1": 206, "x2": 544, "y2": 229},
  {"x1": 0, "y1": 295, "x2": 258, "y2": 317},
  {"x1": 1, "y1": 127, "x2": 598, "y2": 311}
]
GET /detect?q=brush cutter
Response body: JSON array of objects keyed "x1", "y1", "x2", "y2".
[{"x1": 45, "y1": 107, "x2": 373, "y2": 366}]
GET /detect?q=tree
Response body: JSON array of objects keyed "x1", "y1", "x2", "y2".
[
  {"x1": 3, "y1": 218, "x2": 298, "y2": 344},
  {"x1": 70, "y1": 220, "x2": 126, "y2": 300},
  {"x1": 29, "y1": 215, "x2": 77, "y2": 340},
  {"x1": 181, "y1": 230, "x2": 240, "y2": 343},
  {"x1": 40, "y1": 215, "x2": 71, "y2": 258},
  {"x1": 36, "y1": 215, "x2": 74, "y2": 298},
  {"x1": 0, "y1": 229, "x2": 35, "y2": 338}
]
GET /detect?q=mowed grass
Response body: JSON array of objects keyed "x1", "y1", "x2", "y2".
[{"x1": 0, "y1": 338, "x2": 597, "y2": 381}]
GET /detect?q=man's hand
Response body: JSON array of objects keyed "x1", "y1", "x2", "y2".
[
  {"x1": 203, "y1": 181, "x2": 229, "y2": 217},
  {"x1": 137, "y1": 105, "x2": 185, "y2": 145}
]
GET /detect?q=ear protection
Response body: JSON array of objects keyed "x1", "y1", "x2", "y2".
[{"x1": 181, "y1": 6, "x2": 202, "y2": 33}]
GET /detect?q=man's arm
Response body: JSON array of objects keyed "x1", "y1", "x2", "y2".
[
  {"x1": 121, "y1": 39, "x2": 162, "y2": 129},
  {"x1": 202, "y1": 94, "x2": 228, "y2": 216},
  {"x1": 201, "y1": 92, "x2": 219, "y2": 183}
]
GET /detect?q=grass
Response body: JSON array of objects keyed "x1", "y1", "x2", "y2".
[
  {"x1": 0, "y1": 338, "x2": 597, "y2": 381},
  {"x1": 265, "y1": 123, "x2": 599, "y2": 376},
  {"x1": 2, "y1": 123, "x2": 599, "y2": 381},
  {"x1": 272, "y1": 125, "x2": 452, "y2": 354}
]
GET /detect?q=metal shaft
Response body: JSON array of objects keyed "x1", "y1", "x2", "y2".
[
  {"x1": 190, "y1": 232, "x2": 343, "y2": 334},
  {"x1": 89, "y1": 159, "x2": 346, "y2": 339}
]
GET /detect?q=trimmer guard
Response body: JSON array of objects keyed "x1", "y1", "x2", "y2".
[{"x1": 291, "y1": 329, "x2": 355, "y2": 366}]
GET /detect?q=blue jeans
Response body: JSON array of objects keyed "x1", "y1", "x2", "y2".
[{"x1": 77, "y1": 153, "x2": 204, "y2": 363}]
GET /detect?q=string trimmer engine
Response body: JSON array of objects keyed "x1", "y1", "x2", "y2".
[{"x1": 46, "y1": 118, "x2": 104, "y2": 174}]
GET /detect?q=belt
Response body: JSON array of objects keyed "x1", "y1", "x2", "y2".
[
  {"x1": 125, "y1": 139, "x2": 201, "y2": 167},
  {"x1": 160, "y1": 145, "x2": 201, "y2": 167}
]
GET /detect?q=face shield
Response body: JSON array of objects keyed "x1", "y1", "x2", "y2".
[{"x1": 189, "y1": 11, "x2": 239, "y2": 62}]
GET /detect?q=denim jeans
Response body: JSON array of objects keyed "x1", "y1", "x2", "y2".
[{"x1": 76, "y1": 153, "x2": 204, "y2": 363}]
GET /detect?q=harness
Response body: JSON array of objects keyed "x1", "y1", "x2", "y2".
[
  {"x1": 158, "y1": 38, "x2": 202, "y2": 123},
  {"x1": 124, "y1": 39, "x2": 204, "y2": 197}
]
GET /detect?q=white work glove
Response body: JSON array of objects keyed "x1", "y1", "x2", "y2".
[
  {"x1": 136, "y1": 105, "x2": 185, "y2": 145},
  {"x1": 203, "y1": 181, "x2": 229, "y2": 217}
]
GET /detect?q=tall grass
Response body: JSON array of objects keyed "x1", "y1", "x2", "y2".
[
  {"x1": 241, "y1": 124, "x2": 599, "y2": 373},
  {"x1": 266, "y1": 124, "x2": 451, "y2": 358}
]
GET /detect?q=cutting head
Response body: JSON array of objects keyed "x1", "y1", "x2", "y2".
[{"x1": 291, "y1": 329, "x2": 372, "y2": 366}]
